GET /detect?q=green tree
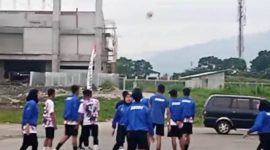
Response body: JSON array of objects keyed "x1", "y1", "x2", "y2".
[
  {"x1": 116, "y1": 57, "x2": 135, "y2": 77},
  {"x1": 198, "y1": 56, "x2": 223, "y2": 70},
  {"x1": 116, "y1": 57, "x2": 154, "y2": 78},
  {"x1": 222, "y1": 58, "x2": 247, "y2": 71},
  {"x1": 251, "y1": 50, "x2": 270, "y2": 72},
  {"x1": 172, "y1": 73, "x2": 181, "y2": 80},
  {"x1": 134, "y1": 59, "x2": 153, "y2": 78}
]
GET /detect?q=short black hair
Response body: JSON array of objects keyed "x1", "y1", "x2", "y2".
[
  {"x1": 122, "y1": 91, "x2": 129, "y2": 100},
  {"x1": 169, "y1": 89, "x2": 178, "y2": 98},
  {"x1": 183, "y1": 88, "x2": 191, "y2": 96},
  {"x1": 71, "y1": 85, "x2": 80, "y2": 94},
  {"x1": 47, "y1": 88, "x2": 55, "y2": 97},
  {"x1": 259, "y1": 100, "x2": 270, "y2": 112},
  {"x1": 157, "y1": 84, "x2": 165, "y2": 93},
  {"x1": 26, "y1": 89, "x2": 39, "y2": 103},
  {"x1": 83, "y1": 89, "x2": 92, "y2": 97},
  {"x1": 132, "y1": 88, "x2": 143, "y2": 102}
]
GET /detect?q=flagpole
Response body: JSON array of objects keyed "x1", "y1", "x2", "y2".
[{"x1": 87, "y1": 45, "x2": 96, "y2": 90}]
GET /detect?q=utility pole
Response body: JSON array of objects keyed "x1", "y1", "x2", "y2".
[
  {"x1": 238, "y1": 0, "x2": 246, "y2": 58},
  {"x1": 42, "y1": 0, "x2": 46, "y2": 10},
  {"x1": 27, "y1": 0, "x2": 31, "y2": 10}
]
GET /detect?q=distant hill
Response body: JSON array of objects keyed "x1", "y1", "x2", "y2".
[{"x1": 148, "y1": 31, "x2": 270, "y2": 74}]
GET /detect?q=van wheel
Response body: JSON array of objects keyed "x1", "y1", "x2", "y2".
[{"x1": 215, "y1": 120, "x2": 231, "y2": 134}]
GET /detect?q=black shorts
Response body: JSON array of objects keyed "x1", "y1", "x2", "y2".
[
  {"x1": 182, "y1": 123, "x2": 193, "y2": 134},
  {"x1": 153, "y1": 123, "x2": 164, "y2": 136},
  {"x1": 127, "y1": 131, "x2": 149, "y2": 150},
  {"x1": 168, "y1": 126, "x2": 182, "y2": 137},
  {"x1": 45, "y1": 127, "x2": 55, "y2": 139},
  {"x1": 91, "y1": 125, "x2": 99, "y2": 137},
  {"x1": 259, "y1": 133, "x2": 270, "y2": 150},
  {"x1": 80, "y1": 125, "x2": 99, "y2": 137},
  {"x1": 65, "y1": 125, "x2": 78, "y2": 136},
  {"x1": 21, "y1": 134, "x2": 38, "y2": 150},
  {"x1": 116, "y1": 125, "x2": 127, "y2": 144}
]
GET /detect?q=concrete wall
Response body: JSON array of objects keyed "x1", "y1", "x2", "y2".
[
  {"x1": 77, "y1": 13, "x2": 96, "y2": 31},
  {"x1": 0, "y1": 12, "x2": 28, "y2": 27},
  {"x1": 60, "y1": 14, "x2": 76, "y2": 29},
  {"x1": 24, "y1": 28, "x2": 53, "y2": 54},
  {"x1": 0, "y1": 11, "x2": 52, "y2": 27},
  {"x1": 0, "y1": 11, "x2": 97, "y2": 61},
  {"x1": 60, "y1": 35, "x2": 77, "y2": 54},
  {"x1": 185, "y1": 78, "x2": 203, "y2": 88},
  {"x1": 60, "y1": 12, "x2": 95, "y2": 32},
  {"x1": 206, "y1": 72, "x2": 225, "y2": 89},
  {"x1": 0, "y1": 11, "x2": 95, "y2": 30},
  {"x1": 78, "y1": 35, "x2": 95, "y2": 55},
  {"x1": 185, "y1": 72, "x2": 225, "y2": 89},
  {"x1": 60, "y1": 35, "x2": 95, "y2": 59},
  {"x1": 0, "y1": 9, "x2": 111, "y2": 73},
  {"x1": 0, "y1": 33, "x2": 23, "y2": 53}
]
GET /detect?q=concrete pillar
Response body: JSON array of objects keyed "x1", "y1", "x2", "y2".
[
  {"x1": 94, "y1": 0, "x2": 104, "y2": 75},
  {"x1": 111, "y1": 63, "x2": 116, "y2": 73},
  {"x1": 45, "y1": 61, "x2": 52, "y2": 72},
  {"x1": 52, "y1": 0, "x2": 61, "y2": 72},
  {"x1": 0, "y1": 61, "x2": 4, "y2": 81}
]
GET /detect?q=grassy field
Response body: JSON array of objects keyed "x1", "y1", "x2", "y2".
[
  {"x1": 124, "y1": 79, "x2": 185, "y2": 93},
  {"x1": 226, "y1": 75, "x2": 270, "y2": 83},
  {"x1": 1, "y1": 81, "x2": 270, "y2": 126},
  {"x1": 123, "y1": 76, "x2": 270, "y2": 125},
  {"x1": 0, "y1": 96, "x2": 119, "y2": 124}
]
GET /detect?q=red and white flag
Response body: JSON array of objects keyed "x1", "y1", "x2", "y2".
[{"x1": 87, "y1": 45, "x2": 97, "y2": 90}]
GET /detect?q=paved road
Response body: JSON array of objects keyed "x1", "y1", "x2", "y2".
[{"x1": 0, "y1": 123, "x2": 259, "y2": 150}]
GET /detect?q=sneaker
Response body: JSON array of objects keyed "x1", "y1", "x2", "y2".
[
  {"x1": 79, "y1": 147, "x2": 85, "y2": 150},
  {"x1": 93, "y1": 145, "x2": 98, "y2": 150},
  {"x1": 119, "y1": 147, "x2": 124, "y2": 150},
  {"x1": 87, "y1": 147, "x2": 93, "y2": 150}
]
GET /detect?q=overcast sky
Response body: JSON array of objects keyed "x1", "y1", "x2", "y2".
[
  {"x1": 1, "y1": 0, "x2": 270, "y2": 59},
  {"x1": 103, "y1": 0, "x2": 270, "y2": 59}
]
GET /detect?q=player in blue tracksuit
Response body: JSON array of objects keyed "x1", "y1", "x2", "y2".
[
  {"x1": 179, "y1": 88, "x2": 196, "y2": 150},
  {"x1": 115, "y1": 91, "x2": 129, "y2": 109},
  {"x1": 149, "y1": 84, "x2": 169, "y2": 150},
  {"x1": 112, "y1": 92, "x2": 132, "y2": 150},
  {"x1": 244, "y1": 100, "x2": 270, "y2": 150},
  {"x1": 20, "y1": 89, "x2": 41, "y2": 150},
  {"x1": 56, "y1": 85, "x2": 80, "y2": 150},
  {"x1": 167, "y1": 90, "x2": 183, "y2": 150},
  {"x1": 126, "y1": 88, "x2": 154, "y2": 150},
  {"x1": 141, "y1": 97, "x2": 150, "y2": 108}
]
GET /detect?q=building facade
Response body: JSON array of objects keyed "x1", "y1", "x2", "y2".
[
  {"x1": 0, "y1": 0, "x2": 117, "y2": 80},
  {"x1": 181, "y1": 71, "x2": 225, "y2": 89}
]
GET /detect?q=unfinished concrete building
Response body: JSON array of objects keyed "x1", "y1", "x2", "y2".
[{"x1": 0, "y1": 0, "x2": 117, "y2": 80}]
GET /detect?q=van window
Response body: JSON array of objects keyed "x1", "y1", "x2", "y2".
[
  {"x1": 212, "y1": 97, "x2": 232, "y2": 108},
  {"x1": 232, "y1": 98, "x2": 251, "y2": 110},
  {"x1": 252, "y1": 100, "x2": 260, "y2": 110}
]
